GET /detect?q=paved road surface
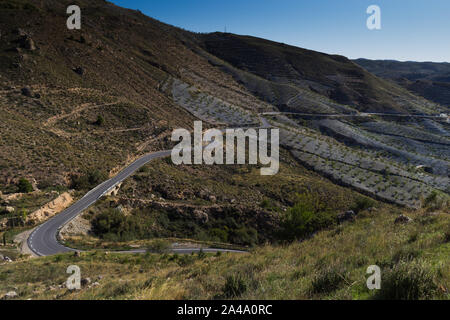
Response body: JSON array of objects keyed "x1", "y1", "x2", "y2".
[
  {"x1": 27, "y1": 150, "x2": 246, "y2": 256},
  {"x1": 28, "y1": 151, "x2": 174, "y2": 256},
  {"x1": 261, "y1": 111, "x2": 449, "y2": 121}
]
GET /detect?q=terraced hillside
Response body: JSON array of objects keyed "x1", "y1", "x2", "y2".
[{"x1": 0, "y1": 0, "x2": 448, "y2": 213}]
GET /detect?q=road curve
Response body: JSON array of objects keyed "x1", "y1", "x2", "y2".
[
  {"x1": 28, "y1": 151, "x2": 174, "y2": 256},
  {"x1": 28, "y1": 149, "x2": 247, "y2": 256}
]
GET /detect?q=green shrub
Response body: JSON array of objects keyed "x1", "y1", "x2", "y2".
[
  {"x1": 279, "y1": 192, "x2": 334, "y2": 241},
  {"x1": 351, "y1": 196, "x2": 376, "y2": 213},
  {"x1": 95, "y1": 115, "x2": 105, "y2": 126},
  {"x1": 70, "y1": 169, "x2": 107, "y2": 190},
  {"x1": 375, "y1": 260, "x2": 437, "y2": 300},
  {"x1": 147, "y1": 239, "x2": 170, "y2": 253},
  {"x1": 310, "y1": 267, "x2": 347, "y2": 295},
  {"x1": 222, "y1": 274, "x2": 248, "y2": 298},
  {"x1": 17, "y1": 178, "x2": 33, "y2": 193},
  {"x1": 197, "y1": 248, "x2": 206, "y2": 259},
  {"x1": 230, "y1": 227, "x2": 258, "y2": 246},
  {"x1": 208, "y1": 228, "x2": 228, "y2": 243},
  {"x1": 92, "y1": 209, "x2": 150, "y2": 241},
  {"x1": 422, "y1": 191, "x2": 449, "y2": 211}
]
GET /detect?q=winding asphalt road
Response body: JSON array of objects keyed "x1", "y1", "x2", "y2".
[
  {"x1": 27, "y1": 117, "x2": 285, "y2": 257},
  {"x1": 27, "y1": 150, "x2": 246, "y2": 256}
]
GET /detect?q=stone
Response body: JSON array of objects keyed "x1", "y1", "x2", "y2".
[
  {"x1": 395, "y1": 214, "x2": 412, "y2": 225},
  {"x1": 81, "y1": 278, "x2": 91, "y2": 287},
  {"x1": 337, "y1": 210, "x2": 356, "y2": 224},
  {"x1": 74, "y1": 251, "x2": 81, "y2": 257},
  {"x1": 193, "y1": 209, "x2": 209, "y2": 224},
  {"x1": 3, "y1": 256, "x2": 12, "y2": 262},
  {"x1": 21, "y1": 87, "x2": 33, "y2": 97},
  {"x1": 2, "y1": 291, "x2": 18, "y2": 300},
  {"x1": 5, "y1": 206, "x2": 15, "y2": 213},
  {"x1": 73, "y1": 66, "x2": 84, "y2": 76},
  {"x1": 18, "y1": 35, "x2": 36, "y2": 51}
]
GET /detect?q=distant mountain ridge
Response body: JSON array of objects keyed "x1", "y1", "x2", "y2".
[{"x1": 354, "y1": 58, "x2": 450, "y2": 106}]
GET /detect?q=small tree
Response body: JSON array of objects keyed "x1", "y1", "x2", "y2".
[
  {"x1": 95, "y1": 115, "x2": 104, "y2": 126},
  {"x1": 17, "y1": 178, "x2": 33, "y2": 193},
  {"x1": 279, "y1": 192, "x2": 334, "y2": 241},
  {"x1": 17, "y1": 208, "x2": 28, "y2": 226}
]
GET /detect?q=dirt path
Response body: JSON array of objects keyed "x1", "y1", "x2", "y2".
[{"x1": 44, "y1": 102, "x2": 120, "y2": 127}]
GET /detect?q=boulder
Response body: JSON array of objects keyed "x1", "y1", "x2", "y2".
[
  {"x1": 1, "y1": 291, "x2": 18, "y2": 300},
  {"x1": 5, "y1": 206, "x2": 15, "y2": 213},
  {"x1": 18, "y1": 35, "x2": 36, "y2": 51},
  {"x1": 81, "y1": 278, "x2": 91, "y2": 287},
  {"x1": 21, "y1": 87, "x2": 33, "y2": 97},
  {"x1": 193, "y1": 209, "x2": 209, "y2": 224},
  {"x1": 337, "y1": 210, "x2": 356, "y2": 224},
  {"x1": 73, "y1": 66, "x2": 85, "y2": 76},
  {"x1": 0, "y1": 218, "x2": 8, "y2": 230},
  {"x1": 395, "y1": 214, "x2": 412, "y2": 225},
  {"x1": 3, "y1": 256, "x2": 12, "y2": 262}
]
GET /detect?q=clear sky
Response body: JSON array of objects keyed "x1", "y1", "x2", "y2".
[{"x1": 110, "y1": 0, "x2": 450, "y2": 62}]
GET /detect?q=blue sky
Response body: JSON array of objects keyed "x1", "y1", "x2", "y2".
[{"x1": 110, "y1": 0, "x2": 450, "y2": 62}]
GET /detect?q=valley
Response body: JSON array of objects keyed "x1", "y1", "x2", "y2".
[{"x1": 0, "y1": 0, "x2": 448, "y2": 301}]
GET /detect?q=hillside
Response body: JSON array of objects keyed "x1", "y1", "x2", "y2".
[
  {"x1": 0, "y1": 0, "x2": 449, "y2": 302},
  {"x1": 197, "y1": 33, "x2": 424, "y2": 114},
  {"x1": 1, "y1": 206, "x2": 449, "y2": 300},
  {"x1": 0, "y1": 0, "x2": 447, "y2": 210}
]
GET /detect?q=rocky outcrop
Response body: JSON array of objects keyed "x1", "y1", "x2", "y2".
[
  {"x1": 1, "y1": 291, "x2": 18, "y2": 300},
  {"x1": 60, "y1": 214, "x2": 92, "y2": 239},
  {"x1": 21, "y1": 86, "x2": 33, "y2": 97},
  {"x1": 17, "y1": 33, "x2": 36, "y2": 51},
  {"x1": 4, "y1": 206, "x2": 14, "y2": 213},
  {"x1": 26, "y1": 192, "x2": 73, "y2": 225}
]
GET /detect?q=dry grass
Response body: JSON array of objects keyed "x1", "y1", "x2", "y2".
[{"x1": 1, "y1": 207, "x2": 448, "y2": 300}]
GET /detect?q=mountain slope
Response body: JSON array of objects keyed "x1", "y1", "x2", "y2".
[
  {"x1": 0, "y1": 0, "x2": 448, "y2": 209},
  {"x1": 354, "y1": 58, "x2": 450, "y2": 106},
  {"x1": 196, "y1": 33, "x2": 440, "y2": 114}
]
